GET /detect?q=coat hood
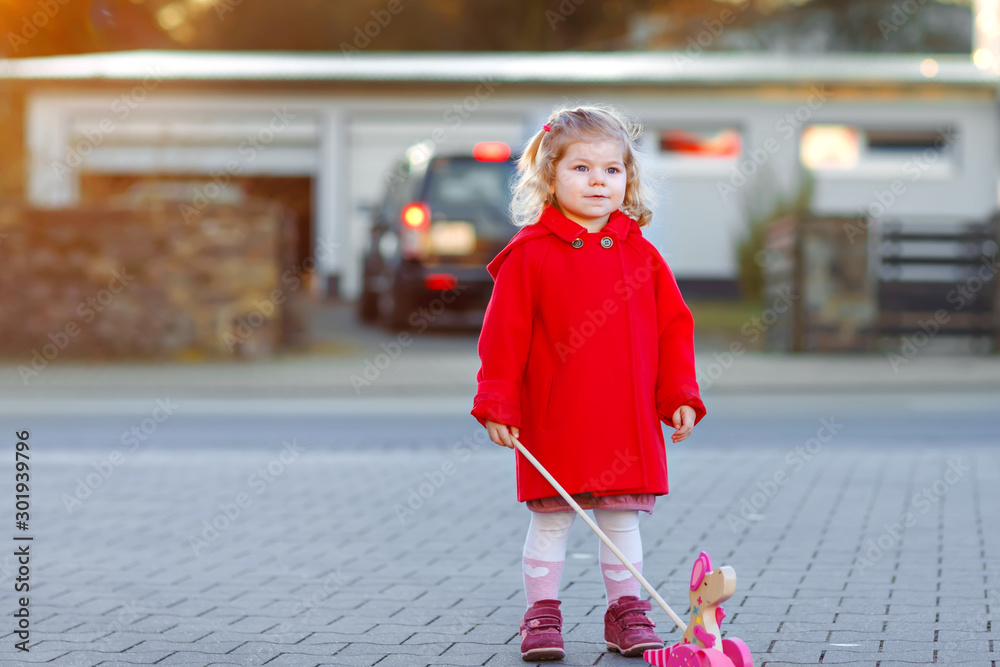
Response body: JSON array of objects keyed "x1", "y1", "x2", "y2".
[{"x1": 487, "y1": 204, "x2": 640, "y2": 280}]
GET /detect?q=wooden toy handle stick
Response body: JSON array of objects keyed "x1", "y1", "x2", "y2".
[{"x1": 511, "y1": 435, "x2": 688, "y2": 633}]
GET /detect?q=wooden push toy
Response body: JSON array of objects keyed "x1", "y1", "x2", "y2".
[
  {"x1": 512, "y1": 436, "x2": 754, "y2": 667},
  {"x1": 641, "y1": 551, "x2": 753, "y2": 667}
]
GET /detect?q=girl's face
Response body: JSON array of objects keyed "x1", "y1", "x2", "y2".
[{"x1": 548, "y1": 138, "x2": 627, "y2": 231}]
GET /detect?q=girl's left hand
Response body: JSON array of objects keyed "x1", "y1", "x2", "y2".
[{"x1": 671, "y1": 405, "x2": 696, "y2": 443}]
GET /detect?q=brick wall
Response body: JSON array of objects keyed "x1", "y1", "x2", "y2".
[{"x1": 0, "y1": 199, "x2": 305, "y2": 362}]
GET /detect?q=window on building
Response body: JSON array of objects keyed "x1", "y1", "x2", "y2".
[
  {"x1": 658, "y1": 127, "x2": 741, "y2": 158},
  {"x1": 865, "y1": 128, "x2": 952, "y2": 155},
  {"x1": 801, "y1": 125, "x2": 861, "y2": 169},
  {"x1": 801, "y1": 124, "x2": 955, "y2": 170}
]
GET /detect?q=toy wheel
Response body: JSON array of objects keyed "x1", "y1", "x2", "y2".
[{"x1": 721, "y1": 637, "x2": 754, "y2": 667}]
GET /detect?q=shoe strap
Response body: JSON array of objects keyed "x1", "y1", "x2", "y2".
[
  {"x1": 523, "y1": 606, "x2": 562, "y2": 631},
  {"x1": 523, "y1": 616, "x2": 562, "y2": 631},
  {"x1": 610, "y1": 599, "x2": 656, "y2": 627},
  {"x1": 622, "y1": 614, "x2": 655, "y2": 628},
  {"x1": 610, "y1": 598, "x2": 652, "y2": 618}
]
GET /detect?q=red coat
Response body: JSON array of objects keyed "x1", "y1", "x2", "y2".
[{"x1": 471, "y1": 203, "x2": 706, "y2": 503}]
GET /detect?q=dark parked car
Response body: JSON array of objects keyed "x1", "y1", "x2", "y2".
[{"x1": 358, "y1": 141, "x2": 520, "y2": 331}]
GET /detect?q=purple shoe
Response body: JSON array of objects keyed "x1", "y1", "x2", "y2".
[
  {"x1": 519, "y1": 599, "x2": 565, "y2": 661},
  {"x1": 604, "y1": 596, "x2": 664, "y2": 657}
]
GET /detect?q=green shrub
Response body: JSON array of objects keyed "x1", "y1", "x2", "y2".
[{"x1": 734, "y1": 167, "x2": 815, "y2": 302}]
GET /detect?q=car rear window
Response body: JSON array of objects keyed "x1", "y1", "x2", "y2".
[{"x1": 423, "y1": 157, "x2": 515, "y2": 232}]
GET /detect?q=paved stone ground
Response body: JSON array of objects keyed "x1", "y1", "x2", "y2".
[{"x1": 0, "y1": 418, "x2": 997, "y2": 666}]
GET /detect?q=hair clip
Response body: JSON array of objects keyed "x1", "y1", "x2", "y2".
[{"x1": 542, "y1": 124, "x2": 551, "y2": 132}]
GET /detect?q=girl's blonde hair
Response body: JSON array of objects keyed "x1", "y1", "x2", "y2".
[{"x1": 509, "y1": 102, "x2": 654, "y2": 229}]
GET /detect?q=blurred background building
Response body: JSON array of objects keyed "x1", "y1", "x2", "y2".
[{"x1": 0, "y1": 0, "x2": 997, "y2": 356}]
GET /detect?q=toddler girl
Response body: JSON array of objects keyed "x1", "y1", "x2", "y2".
[{"x1": 471, "y1": 103, "x2": 705, "y2": 661}]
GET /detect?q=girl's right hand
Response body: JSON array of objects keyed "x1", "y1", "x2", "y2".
[{"x1": 485, "y1": 420, "x2": 519, "y2": 449}]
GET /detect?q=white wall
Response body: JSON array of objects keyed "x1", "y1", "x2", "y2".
[{"x1": 805, "y1": 102, "x2": 998, "y2": 220}]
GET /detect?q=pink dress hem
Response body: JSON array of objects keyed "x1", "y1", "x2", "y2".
[{"x1": 525, "y1": 492, "x2": 657, "y2": 516}]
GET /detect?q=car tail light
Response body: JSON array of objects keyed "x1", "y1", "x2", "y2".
[
  {"x1": 400, "y1": 201, "x2": 431, "y2": 259},
  {"x1": 425, "y1": 273, "x2": 458, "y2": 291},
  {"x1": 473, "y1": 142, "x2": 511, "y2": 162},
  {"x1": 401, "y1": 202, "x2": 431, "y2": 229}
]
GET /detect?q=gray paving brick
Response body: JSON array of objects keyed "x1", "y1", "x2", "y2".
[
  {"x1": 223, "y1": 616, "x2": 286, "y2": 633},
  {"x1": 154, "y1": 656, "x2": 245, "y2": 666},
  {"x1": 99, "y1": 651, "x2": 179, "y2": 664},
  {"x1": 338, "y1": 655, "x2": 420, "y2": 667},
  {"x1": 348, "y1": 601, "x2": 408, "y2": 618},
  {"x1": 7, "y1": 434, "x2": 997, "y2": 666},
  {"x1": 456, "y1": 625, "x2": 518, "y2": 644},
  {"x1": 353, "y1": 624, "x2": 425, "y2": 644},
  {"x1": 260, "y1": 654, "x2": 327, "y2": 666},
  {"x1": 427, "y1": 648, "x2": 500, "y2": 665},
  {"x1": 336, "y1": 640, "x2": 443, "y2": 658},
  {"x1": 0, "y1": 650, "x2": 76, "y2": 665}
]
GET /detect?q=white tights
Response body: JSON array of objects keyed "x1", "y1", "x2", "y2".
[{"x1": 522, "y1": 509, "x2": 644, "y2": 608}]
